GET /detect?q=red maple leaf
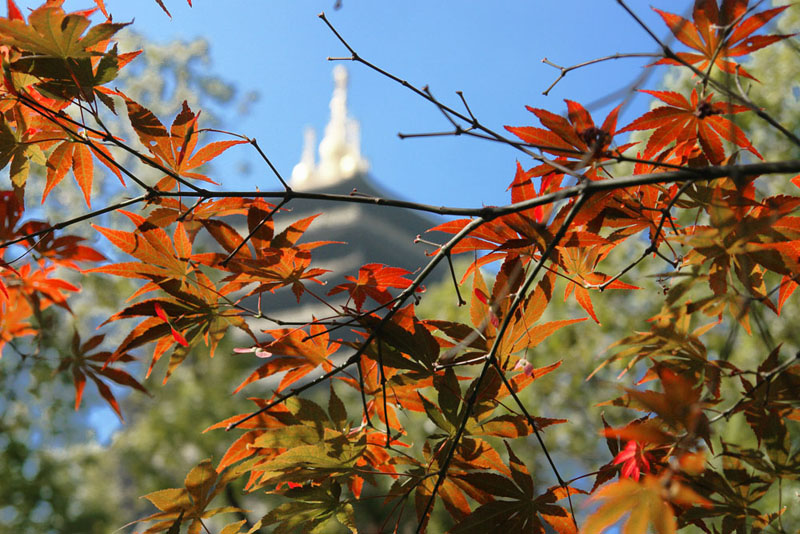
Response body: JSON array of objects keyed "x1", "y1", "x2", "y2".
[
  {"x1": 56, "y1": 331, "x2": 147, "y2": 421},
  {"x1": 154, "y1": 301, "x2": 189, "y2": 347},
  {"x1": 619, "y1": 88, "x2": 760, "y2": 165},
  {"x1": 328, "y1": 263, "x2": 418, "y2": 311},
  {"x1": 506, "y1": 100, "x2": 634, "y2": 171},
  {"x1": 613, "y1": 440, "x2": 653, "y2": 481},
  {"x1": 507, "y1": 160, "x2": 564, "y2": 223},
  {"x1": 653, "y1": 0, "x2": 793, "y2": 80}
]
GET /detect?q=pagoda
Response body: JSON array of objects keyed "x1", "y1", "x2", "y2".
[{"x1": 265, "y1": 67, "x2": 443, "y2": 318}]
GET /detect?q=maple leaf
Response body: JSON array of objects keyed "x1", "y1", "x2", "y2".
[
  {"x1": 0, "y1": 3, "x2": 135, "y2": 105},
  {"x1": 42, "y1": 140, "x2": 94, "y2": 206},
  {"x1": 6, "y1": 0, "x2": 23, "y2": 21},
  {"x1": 15, "y1": 262, "x2": 79, "y2": 312},
  {"x1": 429, "y1": 213, "x2": 548, "y2": 281},
  {"x1": 339, "y1": 348, "x2": 434, "y2": 430},
  {"x1": 613, "y1": 441, "x2": 653, "y2": 481},
  {"x1": 735, "y1": 347, "x2": 800, "y2": 452},
  {"x1": 0, "y1": 270, "x2": 9, "y2": 301},
  {"x1": 599, "y1": 177, "x2": 678, "y2": 247},
  {"x1": 507, "y1": 160, "x2": 564, "y2": 223},
  {"x1": 602, "y1": 419, "x2": 674, "y2": 450},
  {"x1": 56, "y1": 331, "x2": 147, "y2": 421},
  {"x1": 351, "y1": 302, "x2": 441, "y2": 373},
  {"x1": 448, "y1": 443, "x2": 580, "y2": 533},
  {"x1": 123, "y1": 98, "x2": 246, "y2": 187},
  {"x1": 0, "y1": 4, "x2": 128, "y2": 60},
  {"x1": 104, "y1": 286, "x2": 253, "y2": 383},
  {"x1": 194, "y1": 205, "x2": 334, "y2": 302},
  {"x1": 624, "y1": 367, "x2": 711, "y2": 443},
  {"x1": 584, "y1": 473, "x2": 711, "y2": 534},
  {"x1": 206, "y1": 399, "x2": 296, "y2": 472},
  {"x1": 328, "y1": 262, "x2": 418, "y2": 311},
  {"x1": 133, "y1": 459, "x2": 245, "y2": 534},
  {"x1": 677, "y1": 181, "x2": 800, "y2": 329},
  {"x1": 253, "y1": 481, "x2": 357, "y2": 534},
  {"x1": 245, "y1": 422, "x2": 367, "y2": 490},
  {"x1": 153, "y1": 0, "x2": 193, "y2": 18},
  {"x1": 619, "y1": 88, "x2": 760, "y2": 165},
  {"x1": 234, "y1": 322, "x2": 339, "y2": 394},
  {"x1": 154, "y1": 302, "x2": 189, "y2": 347},
  {"x1": 431, "y1": 266, "x2": 584, "y2": 373},
  {"x1": 653, "y1": 0, "x2": 793, "y2": 80},
  {"x1": 90, "y1": 212, "x2": 203, "y2": 287},
  {"x1": 144, "y1": 196, "x2": 252, "y2": 244},
  {"x1": 91, "y1": 212, "x2": 256, "y2": 380},
  {"x1": 0, "y1": 285, "x2": 35, "y2": 354},
  {"x1": 0, "y1": 109, "x2": 47, "y2": 190},
  {"x1": 558, "y1": 245, "x2": 639, "y2": 324},
  {"x1": 0, "y1": 190, "x2": 25, "y2": 242},
  {"x1": 349, "y1": 427, "x2": 406, "y2": 497},
  {"x1": 25, "y1": 231, "x2": 105, "y2": 271},
  {"x1": 505, "y1": 100, "x2": 633, "y2": 169},
  {"x1": 90, "y1": 0, "x2": 109, "y2": 19}
]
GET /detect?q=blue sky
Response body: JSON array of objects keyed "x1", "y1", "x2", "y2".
[{"x1": 22, "y1": 1, "x2": 684, "y2": 209}]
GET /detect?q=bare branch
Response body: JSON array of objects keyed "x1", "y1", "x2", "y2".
[{"x1": 541, "y1": 52, "x2": 659, "y2": 96}]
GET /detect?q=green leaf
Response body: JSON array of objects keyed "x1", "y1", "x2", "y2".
[
  {"x1": 328, "y1": 383, "x2": 347, "y2": 430},
  {"x1": 436, "y1": 368, "x2": 462, "y2": 427},
  {"x1": 453, "y1": 472, "x2": 526, "y2": 500},
  {"x1": 143, "y1": 488, "x2": 191, "y2": 513},
  {"x1": 419, "y1": 392, "x2": 453, "y2": 434},
  {"x1": 250, "y1": 425, "x2": 322, "y2": 449},
  {"x1": 257, "y1": 482, "x2": 355, "y2": 534},
  {"x1": 94, "y1": 43, "x2": 121, "y2": 85},
  {"x1": 184, "y1": 459, "x2": 217, "y2": 508},
  {"x1": 0, "y1": 7, "x2": 129, "y2": 59}
]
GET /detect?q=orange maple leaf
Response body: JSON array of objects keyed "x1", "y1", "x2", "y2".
[
  {"x1": 505, "y1": 100, "x2": 633, "y2": 170},
  {"x1": 653, "y1": 0, "x2": 793, "y2": 80},
  {"x1": 619, "y1": 89, "x2": 760, "y2": 165},
  {"x1": 123, "y1": 98, "x2": 246, "y2": 188},
  {"x1": 328, "y1": 262, "x2": 419, "y2": 311}
]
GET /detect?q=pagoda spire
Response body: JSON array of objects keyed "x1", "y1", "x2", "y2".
[{"x1": 290, "y1": 66, "x2": 368, "y2": 189}]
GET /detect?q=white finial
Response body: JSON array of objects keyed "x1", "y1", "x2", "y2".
[
  {"x1": 290, "y1": 66, "x2": 368, "y2": 190},
  {"x1": 290, "y1": 127, "x2": 316, "y2": 187}
]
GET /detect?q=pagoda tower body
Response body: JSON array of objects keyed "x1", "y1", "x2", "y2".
[{"x1": 264, "y1": 67, "x2": 443, "y2": 319}]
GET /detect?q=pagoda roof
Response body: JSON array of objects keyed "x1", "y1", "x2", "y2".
[{"x1": 246, "y1": 68, "x2": 446, "y2": 323}]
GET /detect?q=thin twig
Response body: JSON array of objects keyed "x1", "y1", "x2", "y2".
[
  {"x1": 249, "y1": 137, "x2": 292, "y2": 191},
  {"x1": 445, "y1": 252, "x2": 466, "y2": 306},
  {"x1": 541, "y1": 53, "x2": 659, "y2": 96}
]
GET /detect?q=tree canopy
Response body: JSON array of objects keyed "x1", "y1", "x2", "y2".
[{"x1": 1, "y1": 1, "x2": 799, "y2": 533}]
